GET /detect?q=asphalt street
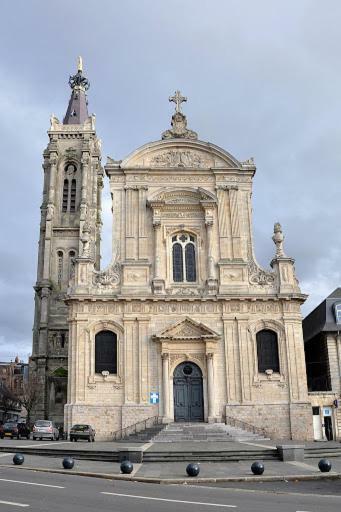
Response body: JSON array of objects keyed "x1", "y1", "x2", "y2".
[{"x1": 0, "y1": 466, "x2": 340, "y2": 511}]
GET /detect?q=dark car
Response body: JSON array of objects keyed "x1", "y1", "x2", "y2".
[
  {"x1": 17, "y1": 422, "x2": 31, "y2": 439},
  {"x1": 69, "y1": 424, "x2": 95, "y2": 442},
  {"x1": 1, "y1": 422, "x2": 20, "y2": 439}
]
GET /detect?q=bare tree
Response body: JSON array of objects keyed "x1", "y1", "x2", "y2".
[
  {"x1": 0, "y1": 385, "x2": 20, "y2": 422},
  {"x1": 18, "y1": 379, "x2": 39, "y2": 427}
]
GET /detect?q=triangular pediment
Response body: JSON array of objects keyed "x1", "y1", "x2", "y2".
[
  {"x1": 119, "y1": 140, "x2": 242, "y2": 170},
  {"x1": 154, "y1": 317, "x2": 219, "y2": 341}
]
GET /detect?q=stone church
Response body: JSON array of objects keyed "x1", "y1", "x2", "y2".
[{"x1": 31, "y1": 59, "x2": 313, "y2": 440}]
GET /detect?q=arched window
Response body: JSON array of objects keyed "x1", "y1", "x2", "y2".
[
  {"x1": 62, "y1": 164, "x2": 77, "y2": 213},
  {"x1": 95, "y1": 330, "x2": 117, "y2": 374},
  {"x1": 172, "y1": 233, "x2": 197, "y2": 283},
  {"x1": 57, "y1": 251, "x2": 64, "y2": 287},
  {"x1": 256, "y1": 329, "x2": 280, "y2": 373}
]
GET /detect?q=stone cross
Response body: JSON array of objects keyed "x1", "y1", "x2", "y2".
[{"x1": 169, "y1": 90, "x2": 187, "y2": 113}]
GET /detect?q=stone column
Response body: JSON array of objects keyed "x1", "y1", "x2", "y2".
[
  {"x1": 138, "y1": 186, "x2": 148, "y2": 260},
  {"x1": 229, "y1": 187, "x2": 241, "y2": 259},
  {"x1": 125, "y1": 186, "x2": 138, "y2": 260},
  {"x1": 162, "y1": 352, "x2": 170, "y2": 420},
  {"x1": 205, "y1": 214, "x2": 218, "y2": 294},
  {"x1": 154, "y1": 222, "x2": 161, "y2": 279},
  {"x1": 206, "y1": 352, "x2": 215, "y2": 421},
  {"x1": 206, "y1": 220, "x2": 215, "y2": 280},
  {"x1": 216, "y1": 186, "x2": 232, "y2": 260},
  {"x1": 81, "y1": 152, "x2": 89, "y2": 204}
]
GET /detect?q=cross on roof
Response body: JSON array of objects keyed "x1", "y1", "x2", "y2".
[{"x1": 169, "y1": 90, "x2": 187, "y2": 113}]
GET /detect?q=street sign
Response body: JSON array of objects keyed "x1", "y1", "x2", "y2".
[
  {"x1": 150, "y1": 392, "x2": 159, "y2": 404},
  {"x1": 323, "y1": 407, "x2": 332, "y2": 417}
]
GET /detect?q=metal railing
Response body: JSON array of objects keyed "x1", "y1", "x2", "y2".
[
  {"x1": 225, "y1": 415, "x2": 267, "y2": 438},
  {"x1": 113, "y1": 416, "x2": 163, "y2": 441}
]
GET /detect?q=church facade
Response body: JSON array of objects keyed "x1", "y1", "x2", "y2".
[{"x1": 32, "y1": 60, "x2": 313, "y2": 440}]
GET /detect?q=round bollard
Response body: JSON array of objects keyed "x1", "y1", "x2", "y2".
[
  {"x1": 186, "y1": 463, "x2": 200, "y2": 477},
  {"x1": 318, "y1": 459, "x2": 332, "y2": 473},
  {"x1": 62, "y1": 456, "x2": 74, "y2": 470},
  {"x1": 13, "y1": 453, "x2": 24, "y2": 466},
  {"x1": 251, "y1": 461, "x2": 264, "y2": 475},
  {"x1": 120, "y1": 460, "x2": 133, "y2": 474}
]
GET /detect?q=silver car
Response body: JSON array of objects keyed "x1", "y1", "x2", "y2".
[{"x1": 32, "y1": 420, "x2": 60, "y2": 441}]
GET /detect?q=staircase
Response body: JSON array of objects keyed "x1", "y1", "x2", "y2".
[
  {"x1": 152, "y1": 422, "x2": 268, "y2": 443},
  {"x1": 116, "y1": 422, "x2": 166, "y2": 442}
]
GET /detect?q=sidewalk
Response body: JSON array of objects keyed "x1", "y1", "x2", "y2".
[{"x1": 1, "y1": 452, "x2": 341, "y2": 484}]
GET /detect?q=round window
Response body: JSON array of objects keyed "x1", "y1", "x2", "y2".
[{"x1": 183, "y1": 365, "x2": 193, "y2": 376}]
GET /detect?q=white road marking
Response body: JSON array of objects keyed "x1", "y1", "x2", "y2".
[
  {"x1": 0, "y1": 453, "x2": 13, "y2": 458},
  {"x1": 17, "y1": 442, "x2": 71, "y2": 448},
  {"x1": 101, "y1": 492, "x2": 236, "y2": 508},
  {"x1": 287, "y1": 461, "x2": 320, "y2": 472},
  {"x1": 0, "y1": 478, "x2": 64, "y2": 489},
  {"x1": 238, "y1": 440, "x2": 276, "y2": 449},
  {"x1": 0, "y1": 500, "x2": 29, "y2": 507},
  {"x1": 130, "y1": 463, "x2": 142, "y2": 476}
]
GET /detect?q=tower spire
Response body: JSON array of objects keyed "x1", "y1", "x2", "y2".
[{"x1": 63, "y1": 56, "x2": 90, "y2": 125}]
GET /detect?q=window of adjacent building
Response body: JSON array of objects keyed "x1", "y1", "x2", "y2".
[
  {"x1": 256, "y1": 329, "x2": 280, "y2": 373},
  {"x1": 172, "y1": 233, "x2": 197, "y2": 283},
  {"x1": 95, "y1": 330, "x2": 117, "y2": 374},
  {"x1": 57, "y1": 251, "x2": 64, "y2": 287},
  {"x1": 62, "y1": 164, "x2": 77, "y2": 213},
  {"x1": 334, "y1": 303, "x2": 341, "y2": 324}
]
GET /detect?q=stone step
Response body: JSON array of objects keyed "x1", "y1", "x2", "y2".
[{"x1": 152, "y1": 421, "x2": 268, "y2": 443}]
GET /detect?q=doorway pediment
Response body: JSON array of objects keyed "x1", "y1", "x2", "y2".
[{"x1": 153, "y1": 317, "x2": 219, "y2": 342}]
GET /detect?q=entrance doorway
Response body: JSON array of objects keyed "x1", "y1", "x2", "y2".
[{"x1": 173, "y1": 362, "x2": 204, "y2": 422}]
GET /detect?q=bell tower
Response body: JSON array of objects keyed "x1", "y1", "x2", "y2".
[{"x1": 31, "y1": 58, "x2": 103, "y2": 425}]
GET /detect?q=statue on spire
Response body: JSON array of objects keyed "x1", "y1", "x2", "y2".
[
  {"x1": 68, "y1": 56, "x2": 90, "y2": 91},
  {"x1": 272, "y1": 222, "x2": 286, "y2": 258}
]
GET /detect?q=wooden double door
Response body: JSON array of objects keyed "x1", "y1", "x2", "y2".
[{"x1": 173, "y1": 362, "x2": 204, "y2": 422}]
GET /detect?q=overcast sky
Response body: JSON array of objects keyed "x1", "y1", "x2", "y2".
[{"x1": 0, "y1": 0, "x2": 340, "y2": 362}]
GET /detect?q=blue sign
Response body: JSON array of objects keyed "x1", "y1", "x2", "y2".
[{"x1": 150, "y1": 392, "x2": 159, "y2": 404}]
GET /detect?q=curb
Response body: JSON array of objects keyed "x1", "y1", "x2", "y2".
[{"x1": 1, "y1": 464, "x2": 341, "y2": 485}]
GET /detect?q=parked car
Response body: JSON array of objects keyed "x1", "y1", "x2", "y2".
[
  {"x1": 32, "y1": 420, "x2": 59, "y2": 441},
  {"x1": 0, "y1": 422, "x2": 24, "y2": 439},
  {"x1": 69, "y1": 424, "x2": 95, "y2": 442},
  {"x1": 17, "y1": 422, "x2": 31, "y2": 439}
]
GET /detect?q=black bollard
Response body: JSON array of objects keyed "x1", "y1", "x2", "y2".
[
  {"x1": 62, "y1": 456, "x2": 74, "y2": 469},
  {"x1": 13, "y1": 453, "x2": 24, "y2": 465},
  {"x1": 318, "y1": 459, "x2": 332, "y2": 473},
  {"x1": 251, "y1": 461, "x2": 264, "y2": 475},
  {"x1": 120, "y1": 460, "x2": 133, "y2": 474},
  {"x1": 186, "y1": 463, "x2": 200, "y2": 477}
]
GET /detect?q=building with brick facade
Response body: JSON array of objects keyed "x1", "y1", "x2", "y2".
[{"x1": 32, "y1": 59, "x2": 314, "y2": 440}]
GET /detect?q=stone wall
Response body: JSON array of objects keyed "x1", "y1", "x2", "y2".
[{"x1": 226, "y1": 402, "x2": 313, "y2": 440}]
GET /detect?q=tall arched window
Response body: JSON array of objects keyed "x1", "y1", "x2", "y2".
[
  {"x1": 95, "y1": 330, "x2": 117, "y2": 374},
  {"x1": 57, "y1": 251, "x2": 64, "y2": 287},
  {"x1": 172, "y1": 233, "x2": 197, "y2": 283},
  {"x1": 256, "y1": 329, "x2": 280, "y2": 373}
]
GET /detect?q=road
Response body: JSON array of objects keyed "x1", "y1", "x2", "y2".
[{"x1": 0, "y1": 466, "x2": 340, "y2": 511}]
